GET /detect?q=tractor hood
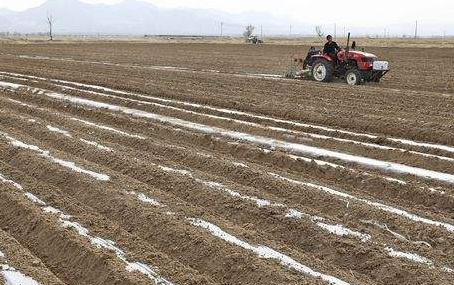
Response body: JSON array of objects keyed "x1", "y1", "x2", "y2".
[{"x1": 348, "y1": 50, "x2": 377, "y2": 58}]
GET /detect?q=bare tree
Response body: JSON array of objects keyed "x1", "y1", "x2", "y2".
[
  {"x1": 46, "y1": 12, "x2": 55, "y2": 41},
  {"x1": 315, "y1": 26, "x2": 324, "y2": 39},
  {"x1": 243, "y1": 25, "x2": 255, "y2": 38}
]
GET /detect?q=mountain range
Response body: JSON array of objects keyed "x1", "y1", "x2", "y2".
[
  {"x1": 0, "y1": 0, "x2": 452, "y2": 36},
  {"x1": 0, "y1": 0, "x2": 311, "y2": 36}
]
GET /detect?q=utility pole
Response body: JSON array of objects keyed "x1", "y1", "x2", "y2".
[
  {"x1": 384, "y1": 28, "x2": 387, "y2": 38},
  {"x1": 414, "y1": 20, "x2": 418, "y2": 38},
  {"x1": 289, "y1": 25, "x2": 292, "y2": 37},
  {"x1": 343, "y1": 26, "x2": 346, "y2": 38},
  {"x1": 46, "y1": 11, "x2": 54, "y2": 41},
  {"x1": 260, "y1": 25, "x2": 263, "y2": 38},
  {"x1": 220, "y1": 22, "x2": 223, "y2": 37},
  {"x1": 334, "y1": 23, "x2": 337, "y2": 40}
]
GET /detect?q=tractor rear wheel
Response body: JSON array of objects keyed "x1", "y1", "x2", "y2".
[
  {"x1": 312, "y1": 59, "x2": 333, "y2": 82},
  {"x1": 345, "y1": 69, "x2": 362, "y2": 85}
]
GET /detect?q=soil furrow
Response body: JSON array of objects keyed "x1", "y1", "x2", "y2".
[
  {"x1": 1, "y1": 105, "x2": 453, "y2": 284},
  {"x1": 0, "y1": 41, "x2": 452, "y2": 284},
  {"x1": 0, "y1": 55, "x2": 453, "y2": 146},
  {"x1": 0, "y1": 131, "x2": 317, "y2": 285}
]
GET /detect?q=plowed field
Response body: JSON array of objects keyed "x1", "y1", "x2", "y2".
[{"x1": 0, "y1": 42, "x2": 453, "y2": 285}]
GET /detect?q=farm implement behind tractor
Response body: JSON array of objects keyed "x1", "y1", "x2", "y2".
[{"x1": 289, "y1": 33, "x2": 389, "y2": 85}]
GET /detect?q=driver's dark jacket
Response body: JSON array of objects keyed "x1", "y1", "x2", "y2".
[{"x1": 323, "y1": 41, "x2": 340, "y2": 55}]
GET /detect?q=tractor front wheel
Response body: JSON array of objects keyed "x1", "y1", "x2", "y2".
[
  {"x1": 345, "y1": 69, "x2": 362, "y2": 85},
  {"x1": 312, "y1": 59, "x2": 333, "y2": 82}
]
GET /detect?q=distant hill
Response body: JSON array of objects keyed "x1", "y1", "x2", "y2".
[
  {"x1": 0, "y1": 0, "x2": 311, "y2": 36},
  {"x1": 1, "y1": 0, "x2": 451, "y2": 37}
]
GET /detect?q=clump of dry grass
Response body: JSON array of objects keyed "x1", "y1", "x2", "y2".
[{"x1": 284, "y1": 65, "x2": 299, "y2": 78}]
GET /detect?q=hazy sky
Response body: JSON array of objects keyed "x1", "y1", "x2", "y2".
[{"x1": 1, "y1": 0, "x2": 453, "y2": 27}]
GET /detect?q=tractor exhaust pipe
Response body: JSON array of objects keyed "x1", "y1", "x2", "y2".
[{"x1": 346, "y1": 32, "x2": 351, "y2": 60}]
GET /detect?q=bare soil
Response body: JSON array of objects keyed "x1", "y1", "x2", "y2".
[{"x1": 0, "y1": 42, "x2": 453, "y2": 285}]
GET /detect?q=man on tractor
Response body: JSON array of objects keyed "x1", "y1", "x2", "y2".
[
  {"x1": 301, "y1": 32, "x2": 389, "y2": 85},
  {"x1": 323, "y1": 35, "x2": 340, "y2": 63}
]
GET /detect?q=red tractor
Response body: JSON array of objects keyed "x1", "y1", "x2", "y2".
[{"x1": 303, "y1": 34, "x2": 389, "y2": 85}]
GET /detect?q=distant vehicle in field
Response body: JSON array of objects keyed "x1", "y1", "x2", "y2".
[
  {"x1": 295, "y1": 33, "x2": 389, "y2": 85},
  {"x1": 246, "y1": 36, "x2": 263, "y2": 44}
]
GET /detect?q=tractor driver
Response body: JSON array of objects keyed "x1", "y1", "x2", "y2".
[{"x1": 323, "y1": 35, "x2": 340, "y2": 62}]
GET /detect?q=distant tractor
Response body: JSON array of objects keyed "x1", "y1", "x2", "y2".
[
  {"x1": 246, "y1": 36, "x2": 263, "y2": 44},
  {"x1": 293, "y1": 33, "x2": 389, "y2": 85}
]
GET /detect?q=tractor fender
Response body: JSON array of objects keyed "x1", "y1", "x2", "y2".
[{"x1": 311, "y1": 54, "x2": 333, "y2": 62}]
